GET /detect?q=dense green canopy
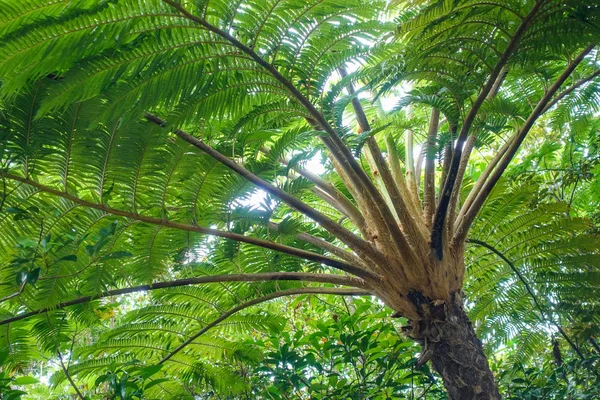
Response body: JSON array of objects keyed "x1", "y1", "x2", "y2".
[{"x1": 0, "y1": 0, "x2": 599, "y2": 398}]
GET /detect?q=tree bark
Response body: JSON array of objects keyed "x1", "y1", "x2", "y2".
[{"x1": 407, "y1": 293, "x2": 500, "y2": 400}]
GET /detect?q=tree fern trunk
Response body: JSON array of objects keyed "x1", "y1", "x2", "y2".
[{"x1": 409, "y1": 293, "x2": 500, "y2": 399}]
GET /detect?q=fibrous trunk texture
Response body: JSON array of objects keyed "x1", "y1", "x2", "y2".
[{"x1": 406, "y1": 293, "x2": 500, "y2": 400}]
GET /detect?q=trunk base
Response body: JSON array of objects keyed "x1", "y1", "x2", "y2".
[{"x1": 407, "y1": 292, "x2": 500, "y2": 400}]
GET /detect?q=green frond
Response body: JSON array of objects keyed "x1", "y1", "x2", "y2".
[{"x1": 1, "y1": 0, "x2": 599, "y2": 396}]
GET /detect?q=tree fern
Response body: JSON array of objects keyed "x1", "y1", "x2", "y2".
[{"x1": 1, "y1": 0, "x2": 599, "y2": 398}]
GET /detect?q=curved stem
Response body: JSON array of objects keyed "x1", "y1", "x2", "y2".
[
  {"x1": 0, "y1": 272, "x2": 371, "y2": 326},
  {"x1": 455, "y1": 45, "x2": 595, "y2": 243},
  {"x1": 296, "y1": 230, "x2": 365, "y2": 266},
  {"x1": 1, "y1": 172, "x2": 377, "y2": 281},
  {"x1": 44, "y1": 313, "x2": 85, "y2": 400},
  {"x1": 431, "y1": 0, "x2": 545, "y2": 259},
  {"x1": 466, "y1": 239, "x2": 585, "y2": 360},
  {"x1": 282, "y1": 157, "x2": 366, "y2": 231},
  {"x1": 542, "y1": 68, "x2": 600, "y2": 113},
  {"x1": 159, "y1": 287, "x2": 371, "y2": 363},
  {"x1": 309, "y1": 185, "x2": 364, "y2": 231},
  {"x1": 265, "y1": 220, "x2": 366, "y2": 267},
  {"x1": 0, "y1": 283, "x2": 26, "y2": 304},
  {"x1": 145, "y1": 113, "x2": 375, "y2": 262},
  {"x1": 57, "y1": 346, "x2": 85, "y2": 399}
]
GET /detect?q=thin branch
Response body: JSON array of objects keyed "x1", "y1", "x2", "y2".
[
  {"x1": 0, "y1": 172, "x2": 377, "y2": 281},
  {"x1": 0, "y1": 177, "x2": 25, "y2": 213},
  {"x1": 446, "y1": 134, "x2": 476, "y2": 231},
  {"x1": 0, "y1": 272, "x2": 372, "y2": 326},
  {"x1": 542, "y1": 68, "x2": 600, "y2": 113},
  {"x1": 466, "y1": 239, "x2": 585, "y2": 360},
  {"x1": 416, "y1": 381, "x2": 435, "y2": 400},
  {"x1": 468, "y1": 240, "x2": 544, "y2": 314},
  {"x1": 159, "y1": 287, "x2": 371, "y2": 363},
  {"x1": 43, "y1": 313, "x2": 85, "y2": 400},
  {"x1": 454, "y1": 137, "x2": 513, "y2": 227},
  {"x1": 266, "y1": 221, "x2": 365, "y2": 266},
  {"x1": 145, "y1": 113, "x2": 375, "y2": 262},
  {"x1": 455, "y1": 45, "x2": 595, "y2": 243},
  {"x1": 423, "y1": 108, "x2": 440, "y2": 226},
  {"x1": 57, "y1": 347, "x2": 85, "y2": 399},
  {"x1": 274, "y1": 152, "x2": 366, "y2": 231},
  {"x1": 0, "y1": 283, "x2": 26, "y2": 304},
  {"x1": 430, "y1": 0, "x2": 545, "y2": 259}
]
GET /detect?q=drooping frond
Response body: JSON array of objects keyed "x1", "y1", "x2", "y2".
[
  {"x1": 1, "y1": 1, "x2": 600, "y2": 396},
  {"x1": 465, "y1": 181, "x2": 600, "y2": 364}
]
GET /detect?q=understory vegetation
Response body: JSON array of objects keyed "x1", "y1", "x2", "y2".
[{"x1": 0, "y1": 0, "x2": 599, "y2": 398}]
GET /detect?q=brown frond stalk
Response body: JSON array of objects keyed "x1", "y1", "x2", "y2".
[
  {"x1": 145, "y1": 113, "x2": 377, "y2": 263},
  {"x1": 405, "y1": 125, "x2": 421, "y2": 207},
  {"x1": 446, "y1": 134, "x2": 476, "y2": 232},
  {"x1": 386, "y1": 134, "x2": 423, "y2": 220},
  {"x1": 266, "y1": 221, "x2": 366, "y2": 267},
  {"x1": 455, "y1": 45, "x2": 595, "y2": 243},
  {"x1": 454, "y1": 138, "x2": 513, "y2": 227},
  {"x1": 423, "y1": 108, "x2": 440, "y2": 226},
  {"x1": 543, "y1": 68, "x2": 600, "y2": 113},
  {"x1": 0, "y1": 273, "x2": 372, "y2": 326},
  {"x1": 159, "y1": 287, "x2": 371, "y2": 363},
  {"x1": 274, "y1": 152, "x2": 366, "y2": 232},
  {"x1": 338, "y1": 68, "x2": 425, "y2": 262},
  {"x1": 430, "y1": 0, "x2": 546, "y2": 259},
  {"x1": 1, "y1": 172, "x2": 378, "y2": 281}
]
